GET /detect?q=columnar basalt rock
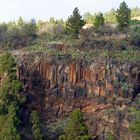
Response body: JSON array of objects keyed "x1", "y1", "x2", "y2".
[
  {"x1": 17, "y1": 55, "x2": 140, "y2": 99},
  {"x1": 16, "y1": 54, "x2": 140, "y2": 139}
]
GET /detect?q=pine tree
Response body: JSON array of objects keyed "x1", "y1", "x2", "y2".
[
  {"x1": 116, "y1": 1, "x2": 131, "y2": 30},
  {"x1": 67, "y1": 7, "x2": 85, "y2": 37},
  {"x1": 30, "y1": 111, "x2": 43, "y2": 140},
  {"x1": 0, "y1": 53, "x2": 24, "y2": 140},
  {"x1": 59, "y1": 109, "x2": 90, "y2": 140}
]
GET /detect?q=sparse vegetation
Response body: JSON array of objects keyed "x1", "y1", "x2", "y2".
[{"x1": 0, "y1": 1, "x2": 140, "y2": 140}]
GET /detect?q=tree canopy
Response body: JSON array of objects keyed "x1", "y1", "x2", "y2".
[
  {"x1": 30, "y1": 111, "x2": 43, "y2": 140},
  {"x1": 104, "y1": 8, "x2": 117, "y2": 23},
  {"x1": 59, "y1": 109, "x2": 90, "y2": 140},
  {"x1": 67, "y1": 7, "x2": 85, "y2": 37},
  {"x1": 93, "y1": 12, "x2": 105, "y2": 29},
  {"x1": 83, "y1": 12, "x2": 94, "y2": 24},
  {"x1": 0, "y1": 53, "x2": 26, "y2": 140},
  {"x1": 116, "y1": 1, "x2": 131, "y2": 30}
]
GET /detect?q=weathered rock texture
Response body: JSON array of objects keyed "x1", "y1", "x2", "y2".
[{"x1": 17, "y1": 53, "x2": 140, "y2": 140}]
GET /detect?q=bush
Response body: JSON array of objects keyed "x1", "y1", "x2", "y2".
[
  {"x1": 0, "y1": 20, "x2": 36, "y2": 49},
  {"x1": 37, "y1": 23, "x2": 67, "y2": 41}
]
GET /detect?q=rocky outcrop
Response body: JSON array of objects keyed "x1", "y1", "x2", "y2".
[
  {"x1": 17, "y1": 54, "x2": 140, "y2": 98},
  {"x1": 16, "y1": 53, "x2": 140, "y2": 139}
]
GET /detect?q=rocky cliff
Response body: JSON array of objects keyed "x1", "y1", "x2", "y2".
[{"x1": 16, "y1": 52, "x2": 140, "y2": 140}]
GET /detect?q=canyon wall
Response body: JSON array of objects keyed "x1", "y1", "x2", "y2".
[{"x1": 17, "y1": 53, "x2": 140, "y2": 139}]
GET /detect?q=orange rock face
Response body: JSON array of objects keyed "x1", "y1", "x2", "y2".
[
  {"x1": 17, "y1": 57, "x2": 140, "y2": 98},
  {"x1": 69, "y1": 63, "x2": 76, "y2": 83},
  {"x1": 15, "y1": 54, "x2": 140, "y2": 140}
]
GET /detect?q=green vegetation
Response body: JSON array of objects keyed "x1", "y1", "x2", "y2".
[
  {"x1": 0, "y1": 53, "x2": 16, "y2": 78},
  {"x1": 111, "y1": 47, "x2": 140, "y2": 62},
  {"x1": 0, "y1": 53, "x2": 26, "y2": 140},
  {"x1": 0, "y1": 105, "x2": 20, "y2": 140},
  {"x1": 0, "y1": 1, "x2": 140, "y2": 140},
  {"x1": 131, "y1": 7, "x2": 140, "y2": 17},
  {"x1": 0, "y1": 4, "x2": 139, "y2": 52},
  {"x1": 67, "y1": 7, "x2": 85, "y2": 37},
  {"x1": 116, "y1": 1, "x2": 131, "y2": 30},
  {"x1": 30, "y1": 111, "x2": 43, "y2": 140},
  {"x1": 104, "y1": 9, "x2": 117, "y2": 23},
  {"x1": 83, "y1": 12, "x2": 94, "y2": 24},
  {"x1": 59, "y1": 109, "x2": 90, "y2": 140},
  {"x1": 27, "y1": 43, "x2": 140, "y2": 63},
  {"x1": 129, "y1": 113, "x2": 140, "y2": 140},
  {"x1": 129, "y1": 105, "x2": 140, "y2": 140},
  {"x1": 0, "y1": 18, "x2": 36, "y2": 49},
  {"x1": 83, "y1": 7, "x2": 140, "y2": 25},
  {"x1": 105, "y1": 132, "x2": 114, "y2": 140},
  {"x1": 94, "y1": 12, "x2": 105, "y2": 29},
  {"x1": 130, "y1": 27, "x2": 140, "y2": 47}
]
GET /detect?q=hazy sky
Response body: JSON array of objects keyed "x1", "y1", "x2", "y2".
[{"x1": 0, "y1": 0, "x2": 139, "y2": 22}]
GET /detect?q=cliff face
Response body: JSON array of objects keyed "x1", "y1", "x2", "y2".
[
  {"x1": 17, "y1": 53, "x2": 140, "y2": 139},
  {"x1": 18, "y1": 54, "x2": 140, "y2": 98}
]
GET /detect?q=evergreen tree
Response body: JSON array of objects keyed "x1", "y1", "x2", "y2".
[
  {"x1": 0, "y1": 53, "x2": 25, "y2": 140},
  {"x1": 0, "y1": 53, "x2": 16, "y2": 79},
  {"x1": 94, "y1": 12, "x2": 105, "y2": 29},
  {"x1": 0, "y1": 104, "x2": 20, "y2": 140},
  {"x1": 30, "y1": 111, "x2": 43, "y2": 140},
  {"x1": 116, "y1": 1, "x2": 131, "y2": 30},
  {"x1": 59, "y1": 109, "x2": 90, "y2": 140},
  {"x1": 0, "y1": 53, "x2": 26, "y2": 140},
  {"x1": 67, "y1": 7, "x2": 85, "y2": 37}
]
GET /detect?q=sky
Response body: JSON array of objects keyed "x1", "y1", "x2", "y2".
[{"x1": 0, "y1": 0, "x2": 139, "y2": 22}]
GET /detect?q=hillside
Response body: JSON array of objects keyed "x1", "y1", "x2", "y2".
[{"x1": 0, "y1": 2, "x2": 140, "y2": 140}]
